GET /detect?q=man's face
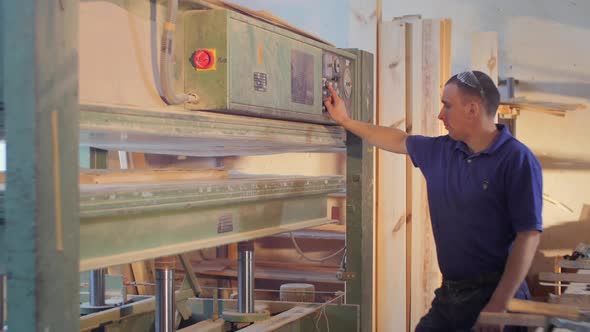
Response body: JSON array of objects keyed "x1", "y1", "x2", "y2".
[{"x1": 438, "y1": 83, "x2": 474, "y2": 141}]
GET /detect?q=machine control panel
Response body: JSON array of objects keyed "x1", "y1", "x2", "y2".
[{"x1": 322, "y1": 52, "x2": 354, "y2": 116}]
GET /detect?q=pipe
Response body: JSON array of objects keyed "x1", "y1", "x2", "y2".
[
  {"x1": 505, "y1": 77, "x2": 517, "y2": 135},
  {"x1": 506, "y1": 77, "x2": 515, "y2": 99},
  {"x1": 161, "y1": 0, "x2": 192, "y2": 105},
  {"x1": 237, "y1": 241, "x2": 254, "y2": 313},
  {"x1": 0, "y1": 274, "x2": 5, "y2": 330},
  {"x1": 89, "y1": 269, "x2": 106, "y2": 307},
  {"x1": 156, "y1": 257, "x2": 176, "y2": 332}
]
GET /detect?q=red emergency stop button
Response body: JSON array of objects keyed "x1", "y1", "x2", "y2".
[{"x1": 192, "y1": 49, "x2": 216, "y2": 71}]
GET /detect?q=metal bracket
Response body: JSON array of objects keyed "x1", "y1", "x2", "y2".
[{"x1": 336, "y1": 271, "x2": 356, "y2": 281}]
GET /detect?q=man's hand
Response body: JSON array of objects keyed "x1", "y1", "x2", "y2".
[
  {"x1": 323, "y1": 83, "x2": 350, "y2": 125},
  {"x1": 475, "y1": 301, "x2": 505, "y2": 332},
  {"x1": 322, "y1": 82, "x2": 409, "y2": 154}
]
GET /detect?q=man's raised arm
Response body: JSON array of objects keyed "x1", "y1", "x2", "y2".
[{"x1": 323, "y1": 84, "x2": 409, "y2": 155}]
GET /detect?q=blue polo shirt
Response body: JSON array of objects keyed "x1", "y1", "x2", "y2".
[{"x1": 406, "y1": 124, "x2": 543, "y2": 280}]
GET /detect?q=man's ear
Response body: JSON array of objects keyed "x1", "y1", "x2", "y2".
[{"x1": 467, "y1": 100, "x2": 482, "y2": 118}]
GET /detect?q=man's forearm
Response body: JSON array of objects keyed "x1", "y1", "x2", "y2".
[
  {"x1": 488, "y1": 231, "x2": 541, "y2": 309},
  {"x1": 341, "y1": 118, "x2": 408, "y2": 154}
]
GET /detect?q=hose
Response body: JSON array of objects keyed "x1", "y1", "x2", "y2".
[{"x1": 160, "y1": 0, "x2": 192, "y2": 105}]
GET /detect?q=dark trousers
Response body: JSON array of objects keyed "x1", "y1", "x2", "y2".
[{"x1": 415, "y1": 273, "x2": 530, "y2": 332}]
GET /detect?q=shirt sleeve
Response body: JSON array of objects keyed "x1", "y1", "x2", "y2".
[
  {"x1": 506, "y1": 149, "x2": 543, "y2": 233},
  {"x1": 406, "y1": 135, "x2": 438, "y2": 169}
]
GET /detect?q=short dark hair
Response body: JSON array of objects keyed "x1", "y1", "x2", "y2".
[{"x1": 445, "y1": 70, "x2": 500, "y2": 117}]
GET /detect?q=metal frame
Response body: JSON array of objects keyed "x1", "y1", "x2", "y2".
[
  {"x1": 1, "y1": 2, "x2": 374, "y2": 331},
  {"x1": 78, "y1": 175, "x2": 342, "y2": 271},
  {"x1": 345, "y1": 49, "x2": 375, "y2": 332},
  {"x1": 2, "y1": 1, "x2": 80, "y2": 331},
  {"x1": 79, "y1": 104, "x2": 346, "y2": 157}
]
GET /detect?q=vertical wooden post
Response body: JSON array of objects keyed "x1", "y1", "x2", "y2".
[{"x1": 376, "y1": 18, "x2": 408, "y2": 332}]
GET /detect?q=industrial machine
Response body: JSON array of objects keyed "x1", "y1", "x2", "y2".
[
  {"x1": 183, "y1": 9, "x2": 356, "y2": 124},
  {"x1": 1, "y1": 0, "x2": 374, "y2": 331}
]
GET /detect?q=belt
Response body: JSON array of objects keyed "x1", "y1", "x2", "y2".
[{"x1": 442, "y1": 272, "x2": 502, "y2": 290}]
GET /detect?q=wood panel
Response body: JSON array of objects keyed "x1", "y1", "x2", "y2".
[
  {"x1": 409, "y1": 18, "x2": 445, "y2": 330},
  {"x1": 78, "y1": 168, "x2": 228, "y2": 184},
  {"x1": 131, "y1": 261, "x2": 155, "y2": 296},
  {"x1": 539, "y1": 272, "x2": 590, "y2": 284},
  {"x1": 471, "y1": 32, "x2": 498, "y2": 85},
  {"x1": 376, "y1": 18, "x2": 407, "y2": 332}
]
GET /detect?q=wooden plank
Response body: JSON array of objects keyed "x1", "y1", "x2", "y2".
[
  {"x1": 131, "y1": 261, "x2": 155, "y2": 296},
  {"x1": 507, "y1": 299, "x2": 581, "y2": 321},
  {"x1": 558, "y1": 259, "x2": 590, "y2": 270},
  {"x1": 471, "y1": 32, "x2": 498, "y2": 85},
  {"x1": 121, "y1": 264, "x2": 138, "y2": 295},
  {"x1": 178, "y1": 319, "x2": 225, "y2": 332},
  {"x1": 78, "y1": 168, "x2": 228, "y2": 184},
  {"x1": 477, "y1": 312, "x2": 547, "y2": 327},
  {"x1": 190, "y1": 262, "x2": 342, "y2": 284},
  {"x1": 439, "y1": 19, "x2": 452, "y2": 86},
  {"x1": 549, "y1": 294, "x2": 590, "y2": 310},
  {"x1": 130, "y1": 152, "x2": 148, "y2": 169},
  {"x1": 179, "y1": 254, "x2": 202, "y2": 297},
  {"x1": 227, "y1": 243, "x2": 238, "y2": 261},
  {"x1": 239, "y1": 305, "x2": 318, "y2": 331},
  {"x1": 439, "y1": 19, "x2": 452, "y2": 134},
  {"x1": 2, "y1": 169, "x2": 225, "y2": 185},
  {"x1": 80, "y1": 288, "x2": 194, "y2": 331},
  {"x1": 269, "y1": 228, "x2": 345, "y2": 240},
  {"x1": 409, "y1": 18, "x2": 444, "y2": 331},
  {"x1": 376, "y1": 18, "x2": 407, "y2": 332},
  {"x1": 404, "y1": 17, "x2": 418, "y2": 332},
  {"x1": 539, "y1": 272, "x2": 590, "y2": 284},
  {"x1": 501, "y1": 98, "x2": 585, "y2": 116},
  {"x1": 3, "y1": 0, "x2": 80, "y2": 330}
]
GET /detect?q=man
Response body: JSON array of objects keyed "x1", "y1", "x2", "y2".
[{"x1": 323, "y1": 71, "x2": 542, "y2": 331}]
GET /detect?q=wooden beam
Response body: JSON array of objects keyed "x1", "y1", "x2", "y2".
[
  {"x1": 558, "y1": 259, "x2": 590, "y2": 270},
  {"x1": 177, "y1": 319, "x2": 225, "y2": 332},
  {"x1": 78, "y1": 168, "x2": 228, "y2": 184},
  {"x1": 477, "y1": 312, "x2": 547, "y2": 327},
  {"x1": 131, "y1": 261, "x2": 155, "y2": 296},
  {"x1": 501, "y1": 98, "x2": 585, "y2": 117},
  {"x1": 377, "y1": 18, "x2": 407, "y2": 332},
  {"x1": 409, "y1": 18, "x2": 444, "y2": 330},
  {"x1": 507, "y1": 299, "x2": 581, "y2": 321},
  {"x1": 539, "y1": 272, "x2": 590, "y2": 284},
  {"x1": 549, "y1": 294, "x2": 590, "y2": 311},
  {"x1": 239, "y1": 305, "x2": 318, "y2": 331},
  {"x1": 439, "y1": 19, "x2": 452, "y2": 134},
  {"x1": 179, "y1": 253, "x2": 202, "y2": 297},
  {"x1": 404, "y1": 17, "x2": 418, "y2": 332}
]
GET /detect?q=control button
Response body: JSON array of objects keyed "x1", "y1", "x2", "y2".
[
  {"x1": 333, "y1": 58, "x2": 341, "y2": 73},
  {"x1": 343, "y1": 68, "x2": 353, "y2": 98},
  {"x1": 192, "y1": 49, "x2": 215, "y2": 70}
]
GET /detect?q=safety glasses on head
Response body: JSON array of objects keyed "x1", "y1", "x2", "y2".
[{"x1": 456, "y1": 71, "x2": 486, "y2": 102}]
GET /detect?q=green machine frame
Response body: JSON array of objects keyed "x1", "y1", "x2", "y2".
[{"x1": 1, "y1": 1, "x2": 374, "y2": 331}]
